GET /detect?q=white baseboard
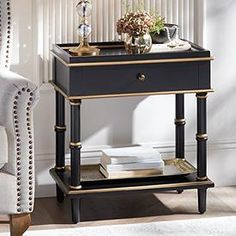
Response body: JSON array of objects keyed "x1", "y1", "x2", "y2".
[{"x1": 35, "y1": 139, "x2": 236, "y2": 198}]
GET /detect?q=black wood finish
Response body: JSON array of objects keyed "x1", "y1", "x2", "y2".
[
  {"x1": 55, "y1": 91, "x2": 66, "y2": 203},
  {"x1": 70, "y1": 100, "x2": 81, "y2": 188},
  {"x1": 52, "y1": 42, "x2": 211, "y2": 98},
  {"x1": 198, "y1": 188, "x2": 207, "y2": 214},
  {"x1": 69, "y1": 62, "x2": 199, "y2": 96},
  {"x1": 196, "y1": 93, "x2": 207, "y2": 179},
  {"x1": 71, "y1": 199, "x2": 80, "y2": 224},
  {"x1": 50, "y1": 168, "x2": 214, "y2": 198},
  {"x1": 175, "y1": 94, "x2": 185, "y2": 159},
  {"x1": 51, "y1": 41, "x2": 214, "y2": 224},
  {"x1": 56, "y1": 185, "x2": 64, "y2": 203},
  {"x1": 55, "y1": 91, "x2": 66, "y2": 168},
  {"x1": 54, "y1": 61, "x2": 210, "y2": 97},
  {"x1": 196, "y1": 92, "x2": 208, "y2": 213},
  {"x1": 177, "y1": 189, "x2": 184, "y2": 194},
  {"x1": 70, "y1": 100, "x2": 82, "y2": 223}
]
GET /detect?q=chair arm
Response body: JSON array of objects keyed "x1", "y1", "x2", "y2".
[{"x1": 0, "y1": 69, "x2": 39, "y2": 213}]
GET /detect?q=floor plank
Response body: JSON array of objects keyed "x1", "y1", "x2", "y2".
[
  {"x1": 32, "y1": 187, "x2": 236, "y2": 227},
  {"x1": 1, "y1": 186, "x2": 236, "y2": 233}
]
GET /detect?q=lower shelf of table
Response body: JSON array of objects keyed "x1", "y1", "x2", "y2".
[{"x1": 50, "y1": 159, "x2": 214, "y2": 196}]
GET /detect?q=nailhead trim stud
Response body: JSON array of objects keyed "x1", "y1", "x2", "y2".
[{"x1": 13, "y1": 88, "x2": 34, "y2": 213}]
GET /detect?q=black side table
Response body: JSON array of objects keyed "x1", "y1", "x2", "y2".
[{"x1": 50, "y1": 42, "x2": 214, "y2": 223}]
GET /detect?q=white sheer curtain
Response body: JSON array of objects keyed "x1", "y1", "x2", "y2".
[{"x1": 33, "y1": 0, "x2": 204, "y2": 83}]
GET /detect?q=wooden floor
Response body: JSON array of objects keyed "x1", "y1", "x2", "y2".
[{"x1": 1, "y1": 186, "x2": 236, "y2": 231}]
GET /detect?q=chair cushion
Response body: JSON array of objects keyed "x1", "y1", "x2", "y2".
[
  {"x1": 0, "y1": 126, "x2": 8, "y2": 169},
  {"x1": 0, "y1": 172, "x2": 17, "y2": 214}
]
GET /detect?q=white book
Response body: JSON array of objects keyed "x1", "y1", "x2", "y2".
[
  {"x1": 101, "y1": 146, "x2": 162, "y2": 165},
  {"x1": 101, "y1": 161, "x2": 164, "y2": 172},
  {"x1": 102, "y1": 146, "x2": 161, "y2": 157},
  {"x1": 100, "y1": 165, "x2": 163, "y2": 179}
]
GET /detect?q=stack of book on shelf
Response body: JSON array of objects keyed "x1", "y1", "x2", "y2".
[{"x1": 100, "y1": 146, "x2": 164, "y2": 179}]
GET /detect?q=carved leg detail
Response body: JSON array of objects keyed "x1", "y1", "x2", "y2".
[
  {"x1": 196, "y1": 93, "x2": 208, "y2": 214},
  {"x1": 70, "y1": 99, "x2": 82, "y2": 224},
  {"x1": 175, "y1": 94, "x2": 185, "y2": 159},
  {"x1": 196, "y1": 92, "x2": 208, "y2": 180},
  {"x1": 10, "y1": 213, "x2": 31, "y2": 236},
  {"x1": 55, "y1": 91, "x2": 66, "y2": 203},
  {"x1": 69, "y1": 99, "x2": 81, "y2": 189}
]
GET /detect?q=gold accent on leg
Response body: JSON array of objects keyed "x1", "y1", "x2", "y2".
[
  {"x1": 196, "y1": 94, "x2": 208, "y2": 99},
  {"x1": 69, "y1": 100, "x2": 81, "y2": 106},
  {"x1": 196, "y1": 134, "x2": 208, "y2": 141},
  {"x1": 69, "y1": 185, "x2": 82, "y2": 190},
  {"x1": 70, "y1": 142, "x2": 82, "y2": 148},
  {"x1": 197, "y1": 176, "x2": 208, "y2": 181},
  {"x1": 55, "y1": 166, "x2": 65, "y2": 170},
  {"x1": 175, "y1": 118, "x2": 186, "y2": 125},
  {"x1": 54, "y1": 125, "x2": 66, "y2": 131}
]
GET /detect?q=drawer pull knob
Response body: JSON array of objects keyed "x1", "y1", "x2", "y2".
[{"x1": 138, "y1": 73, "x2": 146, "y2": 81}]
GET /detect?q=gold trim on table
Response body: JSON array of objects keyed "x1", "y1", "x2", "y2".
[
  {"x1": 69, "y1": 100, "x2": 81, "y2": 106},
  {"x1": 70, "y1": 142, "x2": 82, "y2": 148},
  {"x1": 196, "y1": 94, "x2": 208, "y2": 99},
  {"x1": 69, "y1": 185, "x2": 82, "y2": 190},
  {"x1": 196, "y1": 134, "x2": 208, "y2": 140},
  {"x1": 51, "y1": 51, "x2": 214, "y2": 68},
  {"x1": 175, "y1": 118, "x2": 186, "y2": 125},
  {"x1": 197, "y1": 176, "x2": 208, "y2": 181},
  {"x1": 55, "y1": 166, "x2": 65, "y2": 170},
  {"x1": 50, "y1": 80, "x2": 214, "y2": 100},
  {"x1": 67, "y1": 180, "x2": 213, "y2": 195},
  {"x1": 54, "y1": 125, "x2": 66, "y2": 131}
]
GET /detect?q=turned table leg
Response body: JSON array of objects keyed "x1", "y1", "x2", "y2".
[
  {"x1": 69, "y1": 99, "x2": 82, "y2": 224},
  {"x1": 55, "y1": 91, "x2": 66, "y2": 203},
  {"x1": 196, "y1": 92, "x2": 208, "y2": 214},
  {"x1": 10, "y1": 214, "x2": 31, "y2": 236},
  {"x1": 175, "y1": 94, "x2": 185, "y2": 159},
  {"x1": 175, "y1": 94, "x2": 185, "y2": 194}
]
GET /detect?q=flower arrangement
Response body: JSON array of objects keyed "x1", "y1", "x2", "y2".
[
  {"x1": 150, "y1": 15, "x2": 165, "y2": 35},
  {"x1": 117, "y1": 10, "x2": 154, "y2": 36}
]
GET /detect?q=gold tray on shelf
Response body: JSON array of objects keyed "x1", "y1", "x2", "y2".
[{"x1": 65, "y1": 158, "x2": 196, "y2": 182}]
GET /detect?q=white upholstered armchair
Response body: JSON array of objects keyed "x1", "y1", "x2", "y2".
[{"x1": 0, "y1": 0, "x2": 39, "y2": 235}]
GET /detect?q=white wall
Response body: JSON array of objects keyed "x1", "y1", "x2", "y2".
[
  {"x1": 203, "y1": 0, "x2": 236, "y2": 186},
  {"x1": 9, "y1": 0, "x2": 236, "y2": 198}
]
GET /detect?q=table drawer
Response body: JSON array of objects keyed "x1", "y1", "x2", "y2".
[{"x1": 56, "y1": 60, "x2": 210, "y2": 97}]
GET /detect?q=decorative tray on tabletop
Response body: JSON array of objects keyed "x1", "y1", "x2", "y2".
[
  {"x1": 68, "y1": 158, "x2": 197, "y2": 182},
  {"x1": 50, "y1": 156, "x2": 214, "y2": 195},
  {"x1": 50, "y1": 158, "x2": 198, "y2": 192},
  {"x1": 51, "y1": 41, "x2": 212, "y2": 65}
]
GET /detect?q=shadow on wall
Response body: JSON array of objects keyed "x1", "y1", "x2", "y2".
[
  {"x1": 81, "y1": 96, "x2": 146, "y2": 146},
  {"x1": 206, "y1": 0, "x2": 236, "y2": 16},
  {"x1": 208, "y1": 81, "x2": 236, "y2": 139},
  {"x1": 205, "y1": 0, "x2": 236, "y2": 140},
  {"x1": 60, "y1": 92, "x2": 201, "y2": 154}
]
